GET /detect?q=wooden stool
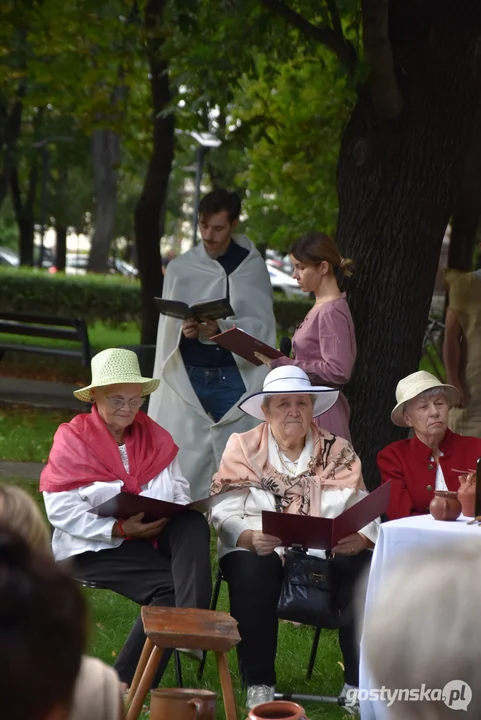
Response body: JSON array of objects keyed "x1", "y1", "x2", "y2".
[{"x1": 125, "y1": 606, "x2": 241, "y2": 720}]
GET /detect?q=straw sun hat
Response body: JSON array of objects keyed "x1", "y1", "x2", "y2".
[
  {"x1": 73, "y1": 349, "x2": 160, "y2": 403},
  {"x1": 391, "y1": 370, "x2": 459, "y2": 427},
  {"x1": 239, "y1": 366, "x2": 339, "y2": 421}
]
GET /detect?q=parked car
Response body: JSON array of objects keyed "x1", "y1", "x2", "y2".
[{"x1": 267, "y1": 265, "x2": 308, "y2": 298}]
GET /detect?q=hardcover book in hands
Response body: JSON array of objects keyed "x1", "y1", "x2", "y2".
[
  {"x1": 262, "y1": 481, "x2": 391, "y2": 550},
  {"x1": 90, "y1": 488, "x2": 247, "y2": 522},
  {"x1": 154, "y1": 297, "x2": 234, "y2": 323},
  {"x1": 211, "y1": 326, "x2": 283, "y2": 366}
]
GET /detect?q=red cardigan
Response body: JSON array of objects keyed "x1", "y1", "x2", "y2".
[{"x1": 377, "y1": 429, "x2": 481, "y2": 520}]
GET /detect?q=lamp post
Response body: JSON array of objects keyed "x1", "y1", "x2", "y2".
[
  {"x1": 188, "y1": 132, "x2": 222, "y2": 245},
  {"x1": 33, "y1": 135, "x2": 73, "y2": 268}
]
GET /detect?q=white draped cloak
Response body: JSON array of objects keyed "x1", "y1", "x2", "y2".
[{"x1": 148, "y1": 234, "x2": 277, "y2": 499}]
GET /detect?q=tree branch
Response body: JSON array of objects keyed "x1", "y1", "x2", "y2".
[
  {"x1": 361, "y1": 0, "x2": 403, "y2": 119},
  {"x1": 325, "y1": 0, "x2": 344, "y2": 40},
  {"x1": 258, "y1": 0, "x2": 357, "y2": 72}
]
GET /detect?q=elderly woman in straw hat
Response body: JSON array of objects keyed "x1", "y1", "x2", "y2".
[
  {"x1": 41, "y1": 349, "x2": 212, "y2": 692},
  {"x1": 378, "y1": 370, "x2": 481, "y2": 521},
  {"x1": 210, "y1": 366, "x2": 380, "y2": 712}
]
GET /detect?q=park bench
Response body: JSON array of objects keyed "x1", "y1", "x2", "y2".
[{"x1": 0, "y1": 311, "x2": 91, "y2": 366}]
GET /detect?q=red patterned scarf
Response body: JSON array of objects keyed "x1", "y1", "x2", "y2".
[{"x1": 40, "y1": 405, "x2": 178, "y2": 494}]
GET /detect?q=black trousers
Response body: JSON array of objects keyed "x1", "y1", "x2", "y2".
[
  {"x1": 73, "y1": 509, "x2": 212, "y2": 685},
  {"x1": 220, "y1": 549, "x2": 371, "y2": 687}
]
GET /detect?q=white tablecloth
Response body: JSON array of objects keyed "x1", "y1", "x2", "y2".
[{"x1": 359, "y1": 514, "x2": 481, "y2": 719}]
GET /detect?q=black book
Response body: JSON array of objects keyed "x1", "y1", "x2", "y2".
[{"x1": 154, "y1": 297, "x2": 234, "y2": 322}]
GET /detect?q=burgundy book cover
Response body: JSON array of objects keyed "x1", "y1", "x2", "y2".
[
  {"x1": 90, "y1": 488, "x2": 247, "y2": 522},
  {"x1": 261, "y1": 481, "x2": 391, "y2": 550},
  {"x1": 211, "y1": 327, "x2": 283, "y2": 366}
]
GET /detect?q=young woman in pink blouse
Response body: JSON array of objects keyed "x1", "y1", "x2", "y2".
[{"x1": 255, "y1": 232, "x2": 356, "y2": 440}]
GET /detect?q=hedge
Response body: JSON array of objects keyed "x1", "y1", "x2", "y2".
[{"x1": 0, "y1": 268, "x2": 312, "y2": 333}]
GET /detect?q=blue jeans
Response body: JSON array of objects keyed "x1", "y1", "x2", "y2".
[{"x1": 186, "y1": 365, "x2": 246, "y2": 423}]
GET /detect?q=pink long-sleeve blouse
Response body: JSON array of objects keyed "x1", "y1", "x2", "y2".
[{"x1": 271, "y1": 293, "x2": 356, "y2": 440}]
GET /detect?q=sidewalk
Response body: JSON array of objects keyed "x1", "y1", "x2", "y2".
[
  {"x1": 0, "y1": 376, "x2": 83, "y2": 411},
  {"x1": 0, "y1": 460, "x2": 44, "y2": 481}
]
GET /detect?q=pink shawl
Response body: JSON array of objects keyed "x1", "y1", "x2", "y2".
[
  {"x1": 210, "y1": 422, "x2": 364, "y2": 517},
  {"x1": 40, "y1": 405, "x2": 178, "y2": 493}
]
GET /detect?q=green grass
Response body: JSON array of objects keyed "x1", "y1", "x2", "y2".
[
  {"x1": 0, "y1": 477, "x2": 352, "y2": 719},
  {"x1": 0, "y1": 321, "x2": 141, "y2": 383},
  {"x1": 0, "y1": 320, "x2": 140, "y2": 353},
  {"x1": 0, "y1": 406, "x2": 76, "y2": 462}
]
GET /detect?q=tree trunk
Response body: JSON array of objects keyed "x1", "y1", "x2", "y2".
[
  {"x1": 0, "y1": 84, "x2": 26, "y2": 210},
  {"x1": 10, "y1": 162, "x2": 38, "y2": 266},
  {"x1": 88, "y1": 128, "x2": 121, "y2": 272},
  {"x1": 134, "y1": 0, "x2": 174, "y2": 344},
  {"x1": 55, "y1": 224, "x2": 67, "y2": 272},
  {"x1": 337, "y1": 26, "x2": 481, "y2": 489}
]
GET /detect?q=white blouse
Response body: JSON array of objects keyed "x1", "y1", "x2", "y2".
[{"x1": 44, "y1": 447, "x2": 191, "y2": 562}]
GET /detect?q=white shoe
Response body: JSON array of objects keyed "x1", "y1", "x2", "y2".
[
  {"x1": 246, "y1": 685, "x2": 275, "y2": 709},
  {"x1": 339, "y1": 683, "x2": 360, "y2": 716}
]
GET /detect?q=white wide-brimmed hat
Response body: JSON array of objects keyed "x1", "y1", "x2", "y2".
[
  {"x1": 391, "y1": 370, "x2": 459, "y2": 427},
  {"x1": 239, "y1": 366, "x2": 339, "y2": 420},
  {"x1": 73, "y1": 348, "x2": 160, "y2": 402}
]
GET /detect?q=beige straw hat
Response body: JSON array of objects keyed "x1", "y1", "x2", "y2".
[
  {"x1": 391, "y1": 370, "x2": 459, "y2": 427},
  {"x1": 239, "y1": 366, "x2": 339, "y2": 421},
  {"x1": 73, "y1": 348, "x2": 160, "y2": 402}
]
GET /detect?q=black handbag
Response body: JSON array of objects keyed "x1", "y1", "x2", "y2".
[{"x1": 277, "y1": 545, "x2": 340, "y2": 629}]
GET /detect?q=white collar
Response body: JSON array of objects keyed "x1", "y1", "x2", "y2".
[{"x1": 268, "y1": 426, "x2": 313, "y2": 476}]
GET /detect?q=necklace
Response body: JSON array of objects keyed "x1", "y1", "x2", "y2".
[{"x1": 274, "y1": 438, "x2": 301, "y2": 475}]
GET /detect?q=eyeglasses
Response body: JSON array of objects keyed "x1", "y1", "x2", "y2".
[{"x1": 106, "y1": 396, "x2": 145, "y2": 410}]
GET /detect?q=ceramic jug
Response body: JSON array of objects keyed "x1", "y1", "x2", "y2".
[
  {"x1": 429, "y1": 490, "x2": 462, "y2": 521},
  {"x1": 150, "y1": 688, "x2": 216, "y2": 720},
  {"x1": 247, "y1": 700, "x2": 307, "y2": 720}
]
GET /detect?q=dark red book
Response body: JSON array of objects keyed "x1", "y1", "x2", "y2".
[
  {"x1": 211, "y1": 327, "x2": 282, "y2": 366},
  {"x1": 261, "y1": 481, "x2": 391, "y2": 550},
  {"x1": 89, "y1": 488, "x2": 247, "y2": 522}
]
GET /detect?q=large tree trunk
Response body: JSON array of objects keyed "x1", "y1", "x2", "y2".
[
  {"x1": 0, "y1": 85, "x2": 25, "y2": 210},
  {"x1": 337, "y1": 22, "x2": 481, "y2": 488},
  {"x1": 134, "y1": 0, "x2": 174, "y2": 344},
  {"x1": 88, "y1": 128, "x2": 121, "y2": 272},
  {"x1": 10, "y1": 162, "x2": 38, "y2": 266}
]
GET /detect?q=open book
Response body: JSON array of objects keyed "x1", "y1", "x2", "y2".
[
  {"x1": 89, "y1": 488, "x2": 247, "y2": 522},
  {"x1": 262, "y1": 481, "x2": 391, "y2": 550},
  {"x1": 211, "y1": 327, "x2": 283, "y2": 366},
  {"x1": 154, "y1": 297, "x2": 234, "y2": 323}
]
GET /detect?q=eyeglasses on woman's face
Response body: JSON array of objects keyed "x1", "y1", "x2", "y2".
[{"x1": 106, "y1": 396, "x2": 145, "y2": 410}]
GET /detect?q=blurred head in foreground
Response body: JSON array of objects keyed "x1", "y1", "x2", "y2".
[
  {"x1": 0, "y1": 530, "x2": 87, "y2": 720},
  {"x1": 363, "y1": 545, "x2": 481, "y2": 719}
]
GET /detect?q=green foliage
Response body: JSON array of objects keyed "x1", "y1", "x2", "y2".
[
  {"x1": 0, "y1": 268, "x2": 310, "y2": 332},
  {"x1": 0, "y1": 268, "x2": 141, "y2": 325},
  {"x1": 236, "y1": 50, "x2": 355, "y2": 247},
  {"x1": 0, "y1": 197, "x2": 18, "y2": 249}
]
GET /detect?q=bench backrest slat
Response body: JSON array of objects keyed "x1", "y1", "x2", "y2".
[
  {"x1": 0, "y1": 312, "x2": 78, "y2": 327},
  {"x1": 0, "y1": 322, "x2": 78, "y2": 342},
  {"x1": 0, "y1": 312, "x2": 91, "y2": 366}
]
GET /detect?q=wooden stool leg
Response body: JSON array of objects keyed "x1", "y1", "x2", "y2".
[
  {"x1": 125, "y1": 637, "x2": 154, "y2": 708},
  {"x1": 215, "y1": 651, "x2": 237, "y2": 720},
  {"x1": 126, "y1": 645, "x2": 163, "y2": 720}
]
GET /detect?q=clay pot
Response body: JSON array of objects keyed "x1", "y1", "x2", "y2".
[
  {"x1": 429, "y1": 490, "x2": 462, "y2": 521},
  {"x1": 150, "y1": 688, "x2": 216, "y2": 720},
  {"x1": 247, "y1": 700, "x2": 307, "y2": 720}
]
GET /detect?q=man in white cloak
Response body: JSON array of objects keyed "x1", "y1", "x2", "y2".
[{"x1": 148, "y1": 190, "x2": 277, "y2": 499}]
